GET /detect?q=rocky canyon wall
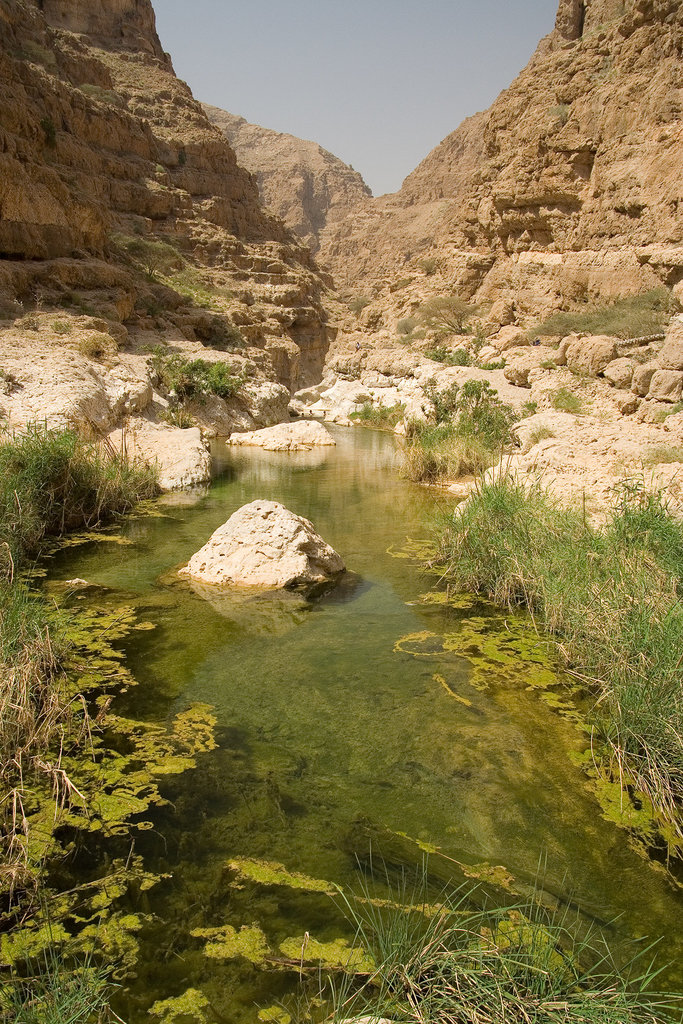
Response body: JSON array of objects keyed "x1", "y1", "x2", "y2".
[
  {"x1": 318, "y1": 0, "x2": 683, "y2": 323},
  {"x1": 0, "y1": 0, "x2": 331, "y2": 389}
]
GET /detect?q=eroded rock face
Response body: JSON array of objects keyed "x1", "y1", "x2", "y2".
[
  {"x1": 316, "y1": 0, "x2": 683, "y2": 316},
  {"x1": 0, "y1": 0, "x2": 331, "y2": 392},
  {"x1": 204, "y1": 105, "x2": 371, "y2": 254},
  {"x1": 228, "y1": 421, "x2": 336, "y2": 451},
  {"x1": 179, "y1": 501, "x2": 345, "y2": 588}
]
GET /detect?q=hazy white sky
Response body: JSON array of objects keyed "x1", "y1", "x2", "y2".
[{"x1": 154, "y1": 1, "x2": 557, "y2": 196}]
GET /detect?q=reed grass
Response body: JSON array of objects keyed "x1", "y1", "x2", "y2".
[
  {"x1": 1, "y1": 938, "x2": 121, "y2": 1023},
  {"x1": 402, "y1": 380, "x2": 517, "y2": 483},
  {"x1": 320, "y1": 869, "x2": 681, "y2": 1024},
  {"x1": 0, "y1": 426, "x2": 159, "y2": 885},
  {"x1": 434, "y1": 476, "x2": 683, "y2": 845}
]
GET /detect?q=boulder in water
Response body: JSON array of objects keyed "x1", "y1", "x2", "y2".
[{"x1": 178, "y1": 500, "x2": 345, "y2": 589}]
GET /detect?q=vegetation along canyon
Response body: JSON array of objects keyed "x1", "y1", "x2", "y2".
[{"x1": 2, "y1": 0, "x2": 683, "y2": 1020}]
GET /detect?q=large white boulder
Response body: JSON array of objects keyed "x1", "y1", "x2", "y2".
[
  {"x1": 179, "y1": 500, "x2": 345, "y2": 588},
  {"x1": 109, "y1": 425, "x2": 211, "y2": 491},
  {"x1": 228, "y1": 420, "x2": 336, "y2": 451}
]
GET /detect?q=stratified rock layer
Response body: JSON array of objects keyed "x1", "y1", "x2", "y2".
[{"x1": 179, "y1": 500, "x2": 345, "y2": 588}]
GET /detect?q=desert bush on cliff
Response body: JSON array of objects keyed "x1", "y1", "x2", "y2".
[
  {"x1": 417, "y1": 256, "x2": 439, "y2": 274},
  {"x1": 348, "y1": 296, "x2": 371, "y2": 315},
  {"x1": 403, "y1": 380, "x2": 516, "y2": 482},
  {"x1": 435, "y1": 475, "x2": 683, "y2": 849},
  {"x1": 78, "y1": 83, "x2": 124, "y2": 108},
  {"x1": 530, "y1": 289, "x2": 679, "y2": 341},
  {"x1": 148, "y1": 350, "x2": 246, "y2": 402},
  {"x1": 420, "y1": 296, "x2": 479, "y2": 335},
  {"x1": 111, "y1": 233, "x2": 183, "y2": 280},
  {"x1": 424, "y1": 346, "x2": 472, "y2": 366}
]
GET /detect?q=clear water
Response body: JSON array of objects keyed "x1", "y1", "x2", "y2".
[{"x1": 49, "y1": 426, "x2": 683, "y2": 1020}]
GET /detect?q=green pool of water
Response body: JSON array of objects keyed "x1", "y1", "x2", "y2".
[{"x1": 48, "y1": 426, "x2": 683, "y2": 1021}]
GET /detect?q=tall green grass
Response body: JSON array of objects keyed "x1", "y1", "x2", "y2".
[
  {"x1": 0, "y1": 425, "x2": 158, "y2": 566},
  {"x1": 0, "y1": 426, "x2": 159, "y2": 887},
  {"x1": 435, "y1": 477, "x2": 683, "y2": 845},
  {"x1": 350, "y1": 403, "x2": 405, "y2": 429},
  {"x1": 1, "y1": 941, "x2": 120, "y2": 1023},
  {"x1": 403, "y1": 380, "x2": 517, "y2": 483},
  {"x1": 321, "y1": 869, "x2": 680, "y2": 1024}
]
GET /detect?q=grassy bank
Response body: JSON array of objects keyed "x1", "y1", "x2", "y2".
[
  {"x1": 434, "y1": 476, "x2": 683, "y2": 848},
  {"x1": 317, "y1": 872, "x2": 680, "y2": 1024},
  {"x1": 402, "y1": 380, "x2": 516, "y2": 483},
  {"x1": 350, "y1": 402, "x2": 405, "y2": 430},
  {"x1": 0, "y1": 426, "x2": 158, "y2": 883}
]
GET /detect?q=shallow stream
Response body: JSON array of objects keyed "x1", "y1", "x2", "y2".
[{"x1": 49, "y1": 426, "x2": 683, "y2": 1021}]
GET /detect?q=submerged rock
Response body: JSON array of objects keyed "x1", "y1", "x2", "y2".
[{"x1": 179, "y1": 500, "x2": 345, "y2": 588}]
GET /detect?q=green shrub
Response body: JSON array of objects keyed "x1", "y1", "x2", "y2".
[
  {"x1": 52, "y1": 320, "x2": 71, "y2": 336},
  {"x1": 435, "y1": 476, "x2": 683, "y2": 847},
  {"x1": 528, "y1": 425, "x2": 556, "y2": 445},
  {"x1": 417, "y1": 256, "x2": 439, "y2": 275},
  {"x1": 641, "y1": 445, "x2": 683, "y2": 466},
  {"x1": 161, "y1": 407, "x2": 195, "y2": 429},
  {"x1": 424, "y1": 346, "x2": 472, "y2": 366},
  {"x1": 420, "y1": 295, "x2": 479, "y2": 335},
  {"x1": 404, "y1": 380, "x2": 517, "y2": 482},
  {"x1": 389, "y1": 277, "x2": 413, "y2": 292},
  {"x1": 78, "y1": 83, "x2": 123, "y2": 108},
  {"x1": 548, "y1": 103, "x2": 570, "y2": 124},
  {"x1": 78, "y1": 333, "x2": 114, "y2": 360},
  {"x1": 529, "y1": 289, "x2": 678, "y2": 341},
  {"x1": 397, "y1": 317, "x2": 418, "y2": 336},
  {"x1": 111, "y1": 233, "x2": 183, "y2": 279},
  {"x1": 550, "y1": 387, "x2": 584, "y2": 414},
  {"x1": 350, "y1": 403, "x2": 404, "y2": 429},
  {"x1": 18, "y1": 313, "x2": 39, "y2": 331},
  {"x1": 148, "y1": 350, "x2": 246, "y2": 402}
]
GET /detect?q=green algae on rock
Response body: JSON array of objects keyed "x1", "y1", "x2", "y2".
[
  {"x1": 149, "y1": 988, "x2": 212, "y2": 1024},
  {"x1": 191, "y1": 923, "x2": 270, "y2": 963},
  {"x1": 227, "y1": 858, "x2": 335, "y2": 893}
]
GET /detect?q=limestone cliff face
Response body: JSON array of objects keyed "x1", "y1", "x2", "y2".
[
  {"x1": 0, "y1": 0, "x2": 330, "y2": 389},
  {"x1": 319, "y1": 0, "x2": 683, "y2": 320},
  {"x1": 203, "y1": 104, "x2": 372, "y2": 254},
  {"x1": 40, "y1": 0, "x2": 166, "y2": 58}
]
